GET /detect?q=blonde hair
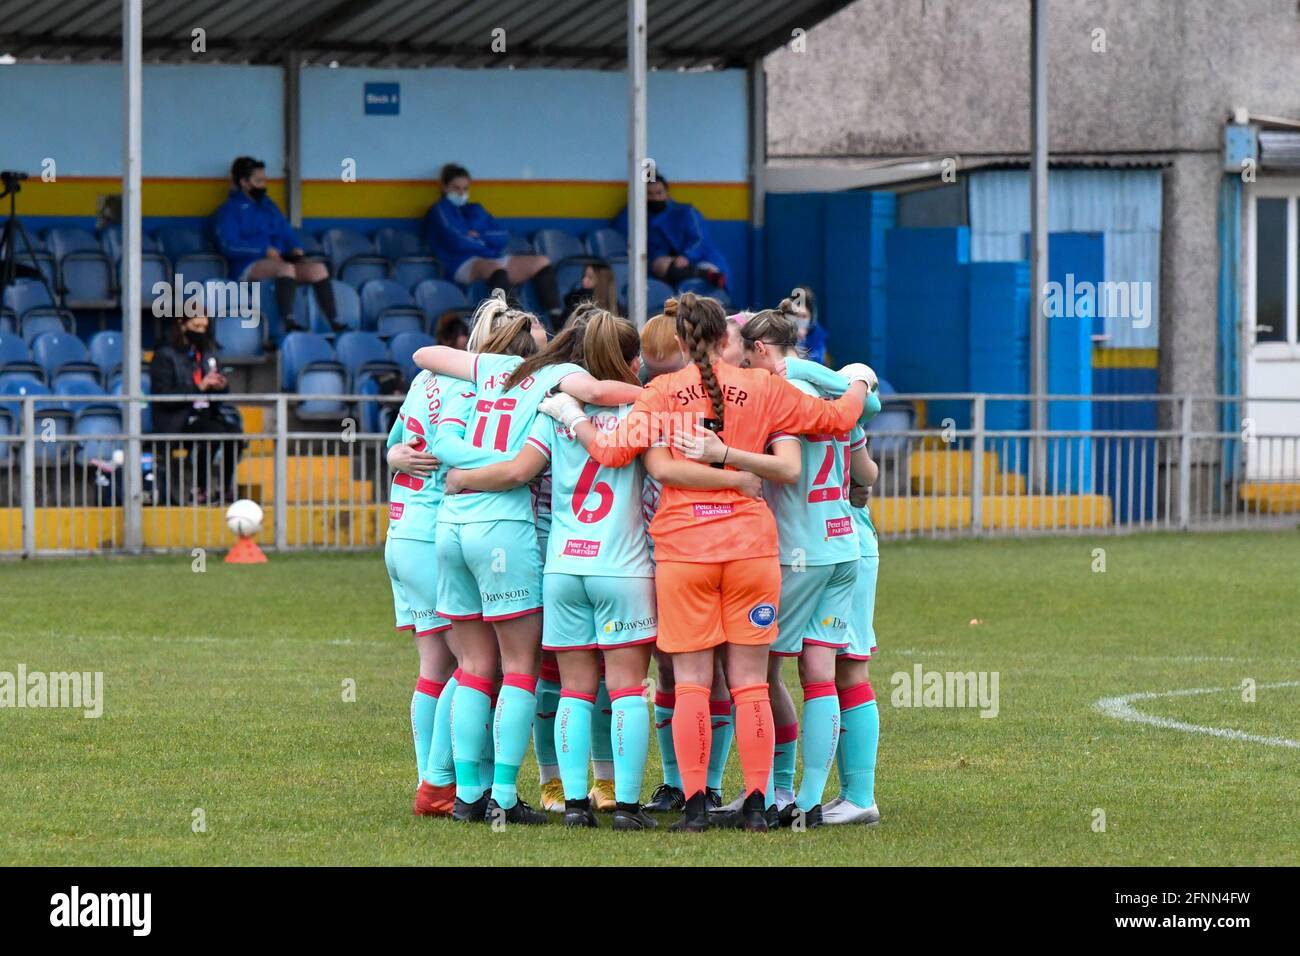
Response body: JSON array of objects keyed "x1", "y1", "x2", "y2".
[
  {"x1": 739, "y1": 294, "x2": 801, "y2": 354},
  {"x1": 669, "y1": 293, "x2": 728, "y2": 428},
  {"x1": 509, "y1": 303, "x2": 638, "y2": 389},
  {"x1": 466, "y1": 289, "x2": 535, "y2": 352}
]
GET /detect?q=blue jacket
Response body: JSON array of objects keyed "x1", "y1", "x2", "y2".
[
  {"x1": 423, "y1": 198, "x2": 509, "y2": 278},
  {"x1": 614, "y1": 199, "x2": 730, "y2": 284},
  {"x1": 213, "y1": 189, "x2": 299, "y2": 278}
]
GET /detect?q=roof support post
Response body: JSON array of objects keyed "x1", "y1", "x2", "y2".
[
  {"x1": 626, "y1": 0, "x2": 648, "y2": 328},
  {"x1": 1029, "y1": 0, "x2": 1049, "y2": 493},
  {"x1": 284, "y1": 49, "x2": 302, "y2": 228},
  {"x1": 122, "y1": 0, "x2": 144, "y2": 553}
]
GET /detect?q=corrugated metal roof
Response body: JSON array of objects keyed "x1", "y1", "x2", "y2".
[{"x1": 0, "y1": 0, "x2": 857, "y2": 69}]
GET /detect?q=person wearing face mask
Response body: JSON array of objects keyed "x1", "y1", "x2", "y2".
[
  {"x1": 424, "y1": 163, "x2": 564, "y2": 326},
  {"x1": 614, "y1": 175, "x2": 731, "y2": 291},
  {"x1": 149, "y1": 310, "x2": 244, "y2": 505},
  {"x1": 214, "y1": 156, "x2": 339, "y2": 333}
]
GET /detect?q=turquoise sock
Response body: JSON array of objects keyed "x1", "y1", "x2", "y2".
[
  {"x1": 491, "y1": 675, "x2": 537, "y2": 809},
  {"x1": 706, "y1": 699, "x2": 733, "y2": 791},
  {"x1": 450, "y1": 675, "x2": 493, "y2": 803},
  {"x1": 840, "y1": 692, "x2": 879, "y2": 808},
  {"x1": 795, "y1": 684, "x2": 840, "y2": 811},
  {"x1": 591, "y1": 679, "x2": 613, "y2": 776},
  {"x1": 774, "y1": 722, "x2": 799, "y2": 794},
  {"x1": 654, "y1": 691, "x2": 681, "y2": 789},
  {"x1": 426, "y1": 673, "x2": 458, "y2": 786},
  {"x1": 533, "y1": 676, "x2": 561, "y2": 778},
  {"x1": 411, "y1": 677, "x2": 441, "y2": 786},
  {"x1": 834, "y1": 723, "x2": 847, "y2": 799},
  {"x1": 555, "y1": 692, "x2": 594, "y2": 801},
  {"x1": 610, "y1": 687, "x2": 650, "y2": 805},
  {"x1": 765, "y1": 768, "x2": 775, "y2": 808}
]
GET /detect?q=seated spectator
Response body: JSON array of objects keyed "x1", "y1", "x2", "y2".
[
  {"x1": 791, "y1": 285, "x2": 827, "y2": 364},
  {"x1": 562, "y1": 262, "x2": 618, "y2": 321},
  {"x1": 214, "y1": 156, "x2": 339, "y2": 332},
  {"x1": 148, "y1": 310, "x2": 243, "y2": 505},
  {"x1": 615, "y1": 175, "x2": 730, "y2": 289},
  {"x1": 423, "y1": 163, "x2": 563, "y2": 324},
  {"x1": 434, "y1": 312, "x2": 470, "y2": 349}
]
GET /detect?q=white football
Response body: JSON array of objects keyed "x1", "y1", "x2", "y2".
[{"x1": 225, "y1": 499, "x2": 264, "y2": 538}]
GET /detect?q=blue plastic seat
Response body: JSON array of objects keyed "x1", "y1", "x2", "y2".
[
  {"x1": 359, "y1": 278, "x2": 421, "y2": 330},
  {"x1": 619, "y1": 277, "x2": 678, "y2": 320},
  {"x1": 154, "y1": 224, "x2": 215, "y2": 262},
  {"x1": 54, "y1": 373, "x2": 108, "y2": 412},
  {"x1": 377, "y1": 312, "x2": 425, "y2": 339},
  {"x1": 556, "y1": 261, "x2": 590, "y2": 296},
  {"x1": 0, "y1": 377, "x2": 61, "y2": 422},
  {"x1": 20, "y1": 310, "x2": 76, "y2": 345},
  {"x1": 3, "y1": 278, "x2": 55, "y2": 318},
  {"x1": 413, "y1": 279, "x2": 468, "y2": 325},
  {"x1": 321, "y1": 227, "x2": 389, "y2": 281},
  {"x1": 675, "y1": 277, "x2": 732, "y2": 307},
  {"x1": 503, "y1": 233, "x2": 534, "y2": 255},
  {"x1": 393, "y1": 258, "x2": 442, "y2": 290},
  {"x1": 0, "y1": 333, "x2": 34, "y2": 371},
  {"x1": 60, "y1": 255, "x2": 117, "y2": 309},
  {"x1": 586, "y1": 228, "x2": 626, "y2": 260},
  {"x1": 339, "y1": 258, "x2": 390, "y2": 289},
  {"x1": 43, "y1": 226, "x2": 101, "y2": 261},
  {"x1": 109, "y1": 377, "x2": 151, "y2": 432},
  {"x1": 335, "y1": 330, "x2": 399, "y2": 391},
  {"x1": 388, "y1": 331, "x2": 434, "y2": 385},
  {"x1": 99, "y1": 223, "x2": 162, "y2": 260},
  {"x1": 531, "y1": 229, "x2": 584, "y2": 263},
  {"x1": 88, "y1": 330, "x2": 124, "y2": 379},
  {"x1": 279, "y1": 331, "x2": 341, "y2": 390},
  {"x1": 32, "y1": 332, "x2": 97, "y2": 381},
  {"x1": 214, "y1": 314, "x2": 266, "y2": 360},
  {"x1": 75, "y1": 406, "x2": 123, "y2": 464},
  {"x1": 174, "y1": 253, "x2": 227, "y2": 284},
  {"x1": 308, "y1": 279, "x2": 361, "y2": 336},
  {"x1": 372, "y1": 227, "x2": 428, "y2": 260},
  {"x1": 0, "y1": 309, "x2": 13, "y2": 336}
]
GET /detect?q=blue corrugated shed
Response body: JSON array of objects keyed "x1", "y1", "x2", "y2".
[{"x1": 969, "y1": 169, "x2": 1163, "y2": 349}]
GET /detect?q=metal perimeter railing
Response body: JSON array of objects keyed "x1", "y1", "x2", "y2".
[{"x1": 0, "y1": 392, "x2": 1297, "y2": 556}]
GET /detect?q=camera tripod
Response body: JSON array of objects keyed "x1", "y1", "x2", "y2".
[{"x1": 1, "y1": 171, "x2": 60, "y2": 313}]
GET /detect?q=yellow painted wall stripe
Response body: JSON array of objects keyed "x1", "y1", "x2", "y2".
[
  {"x1": 17, "y1": 177, "x2": 750, "y2": 222},
  {"x1": 1093, "y1": 346, "x2": 1159, "y2": 369}
]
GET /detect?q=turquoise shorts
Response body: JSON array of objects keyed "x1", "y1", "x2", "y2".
[
  {"x1": 841, "y1": 554, "x2": 879, "y2": 660},
  {"x1": 541, "y1": 573, "x2": 657, "y2": 651},
  {"x1": 384, "y1": 536, "x2": 450, "y2": 636},
  {"x1": 772, "y1": 560, "x2": 857, "y2": 656},
  {"x1": 434, "y1": 519, "x2": 542, "y2": 622}
]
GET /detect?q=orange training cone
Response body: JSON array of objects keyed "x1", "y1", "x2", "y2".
[{"x1": 224, "y1": 534, "x2": 267, "y2": 564}]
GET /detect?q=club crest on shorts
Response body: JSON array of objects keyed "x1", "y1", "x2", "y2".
[{"x1": 748, "y1": 602, "x2": 777, "y2": 627}]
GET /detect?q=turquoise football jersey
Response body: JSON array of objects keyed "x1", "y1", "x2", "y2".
[
  {"x1": 386, "y1": 371, "x2": 463, "y2": 542},
  {"x1": 847, "y1": 426, "x2": 880, "y2": 558},
  {"x1": 783, "y1": 357, "x2": 882, "y2": 426},
  {"x1": 530, "y1": 405, "x2": 654, "y2": 577},
  {"x1": 436, "y1": 354, "x2": 585, "y2": 525},
  {"x1": 765, "y1": 377, "x2": 859, "y2": 566}
]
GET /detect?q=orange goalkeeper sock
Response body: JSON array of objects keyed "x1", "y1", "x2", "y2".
[
  {"x1": 731, "y1": 682, "x2": 774, "y2": 799},
  {"x1": 670, "y1": 683, "x2": 712, "y2": 800}
]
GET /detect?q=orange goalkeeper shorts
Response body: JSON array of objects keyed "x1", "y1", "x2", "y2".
[{"x1": 654, "y1": 556, "x2": 782, "y2": 654}]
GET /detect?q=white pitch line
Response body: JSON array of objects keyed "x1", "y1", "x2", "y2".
[{"x1": 1095, "y1": 681, "x2": 1300, "y2": 749}]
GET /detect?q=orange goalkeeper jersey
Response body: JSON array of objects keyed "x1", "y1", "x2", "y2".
[{"x1": 588, "y1": 360, "x2": 864, "y2": 564}]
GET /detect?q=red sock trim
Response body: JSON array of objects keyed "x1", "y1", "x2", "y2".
[
  {"x1": 452, "y1": 667, "x2": 464, "y2": 683},
  {"x1": 457, "y1": 670, "x2": 495, "y2": 697},
  {"x1": 502, "y1": 672, "x2": 538, "y2": 695},
  {"x1": 415, "y1": 677, "x2": 444, "y2": 698},
  {"x1": 654, "y1": 690, "x2": 675, "y2": 709},
  {"x1": 610, "y1": 685, "x2": 645, "y2": 702},
  {"x1": 560, "y1": 689, "x2": 597, "y2": 703},
  {"x1": 838, "y1": 681, "x2": 876, "y2": 710},
  {"x1": 801, "y1": 680, "x2": 838, "y2": 701},
  {"x1": 709, "y1": 698, "x2": 733, "y2": 717},
  {"x1": 775, "y1": 722, "x2": 800, "y2": 745}
]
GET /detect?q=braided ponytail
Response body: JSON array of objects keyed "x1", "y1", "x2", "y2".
[{"x1": 673, "y1": 292, "x2": 728, "y2": 430}]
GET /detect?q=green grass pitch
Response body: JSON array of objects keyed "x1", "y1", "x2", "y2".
[{"x1": 3, "y1": 531, "x2": 1298, "y2": 866}]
